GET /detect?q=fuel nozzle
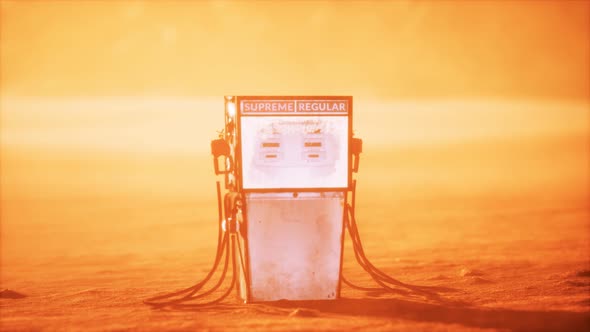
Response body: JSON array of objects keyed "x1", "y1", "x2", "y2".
[
  {"x1": 211, "y1": 138, "x2": 231, "y2": 175},
  {"x1": 351, "y1": 137, "x2": 362, "y2": 173}
]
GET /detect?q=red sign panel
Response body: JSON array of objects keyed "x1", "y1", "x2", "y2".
[{"x1": 240, "y1": 98, "x2": 349, "y2": 115}]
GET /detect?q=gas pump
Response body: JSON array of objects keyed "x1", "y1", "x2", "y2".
[{"x1": 145, "y1": 96, "x2": 436, "y2": 308}]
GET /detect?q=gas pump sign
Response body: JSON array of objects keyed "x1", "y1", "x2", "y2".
[
  {"x1": 238, "y1": 96, "x2": 352, "y2": 190},
  {"x1": 241, "y1": 99, "x2": 348, "y2": 114}
]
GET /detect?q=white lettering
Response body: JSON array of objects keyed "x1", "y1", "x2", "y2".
[{"x1": 243, "y1": 100, "x2": 347, "y2": 113}]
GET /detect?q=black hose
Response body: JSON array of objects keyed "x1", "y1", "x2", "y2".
[
  {"x1": 341, "y1": 275, "x2": 382, "y2": 292},
  {"x1": 343, "y1": 202, "x2": 440, "y2": 299},
  {"x1": 171, "y1": 234, "x2": 238, "y2": 308},
  {"x1": 144, "y1": 182, "x2": 237, "y2": 308}
]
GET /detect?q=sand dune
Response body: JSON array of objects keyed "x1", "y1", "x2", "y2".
[{"x1": 0, "y1": 98, "x2": 589, "y2": 331}]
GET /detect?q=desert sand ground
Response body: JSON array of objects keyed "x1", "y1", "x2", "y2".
[{"x1": 0, "y1": 99, "x2": 589, "y2": 331}]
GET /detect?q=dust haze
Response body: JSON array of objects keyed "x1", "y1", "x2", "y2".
[{"x1": 1, "y1": 1, "x2": 589, "y2": 331}]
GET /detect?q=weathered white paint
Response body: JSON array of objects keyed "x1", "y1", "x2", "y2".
[{"x1": 241, "y1": 192, "x2": 344, "y2": 302}]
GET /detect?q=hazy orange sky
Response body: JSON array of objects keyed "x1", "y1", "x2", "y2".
[
  {"x1": 1, "y1": 0, "x2": 589, "y2": 99},
  {"x1": 1, "y1": 1, "x2": 589, "y2": 157}
]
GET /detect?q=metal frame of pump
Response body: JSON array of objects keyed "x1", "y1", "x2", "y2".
[{"x1": 215, "y1": 96, "x2": 362, "y2": 302}]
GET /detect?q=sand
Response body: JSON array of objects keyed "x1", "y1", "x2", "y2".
[{"x1": 1, "y1": 99, "x2": 589, "y2": 331}]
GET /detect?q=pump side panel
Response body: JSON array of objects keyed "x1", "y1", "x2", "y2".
[{"x1": 245, "y1": 192, "x2": 344, "y2": 302}]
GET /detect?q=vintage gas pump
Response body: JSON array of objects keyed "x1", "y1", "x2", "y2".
[
  {"x1": 145, "y1": 96, "x2": 434, "y2": 308},
  {"x1": 225, "y1": 96, "x2": 357, "y2": 302}
]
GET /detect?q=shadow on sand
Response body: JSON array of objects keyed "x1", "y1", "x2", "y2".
[{"x1": 266, "y1": 298, "x2": 590, "y2": 332}]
